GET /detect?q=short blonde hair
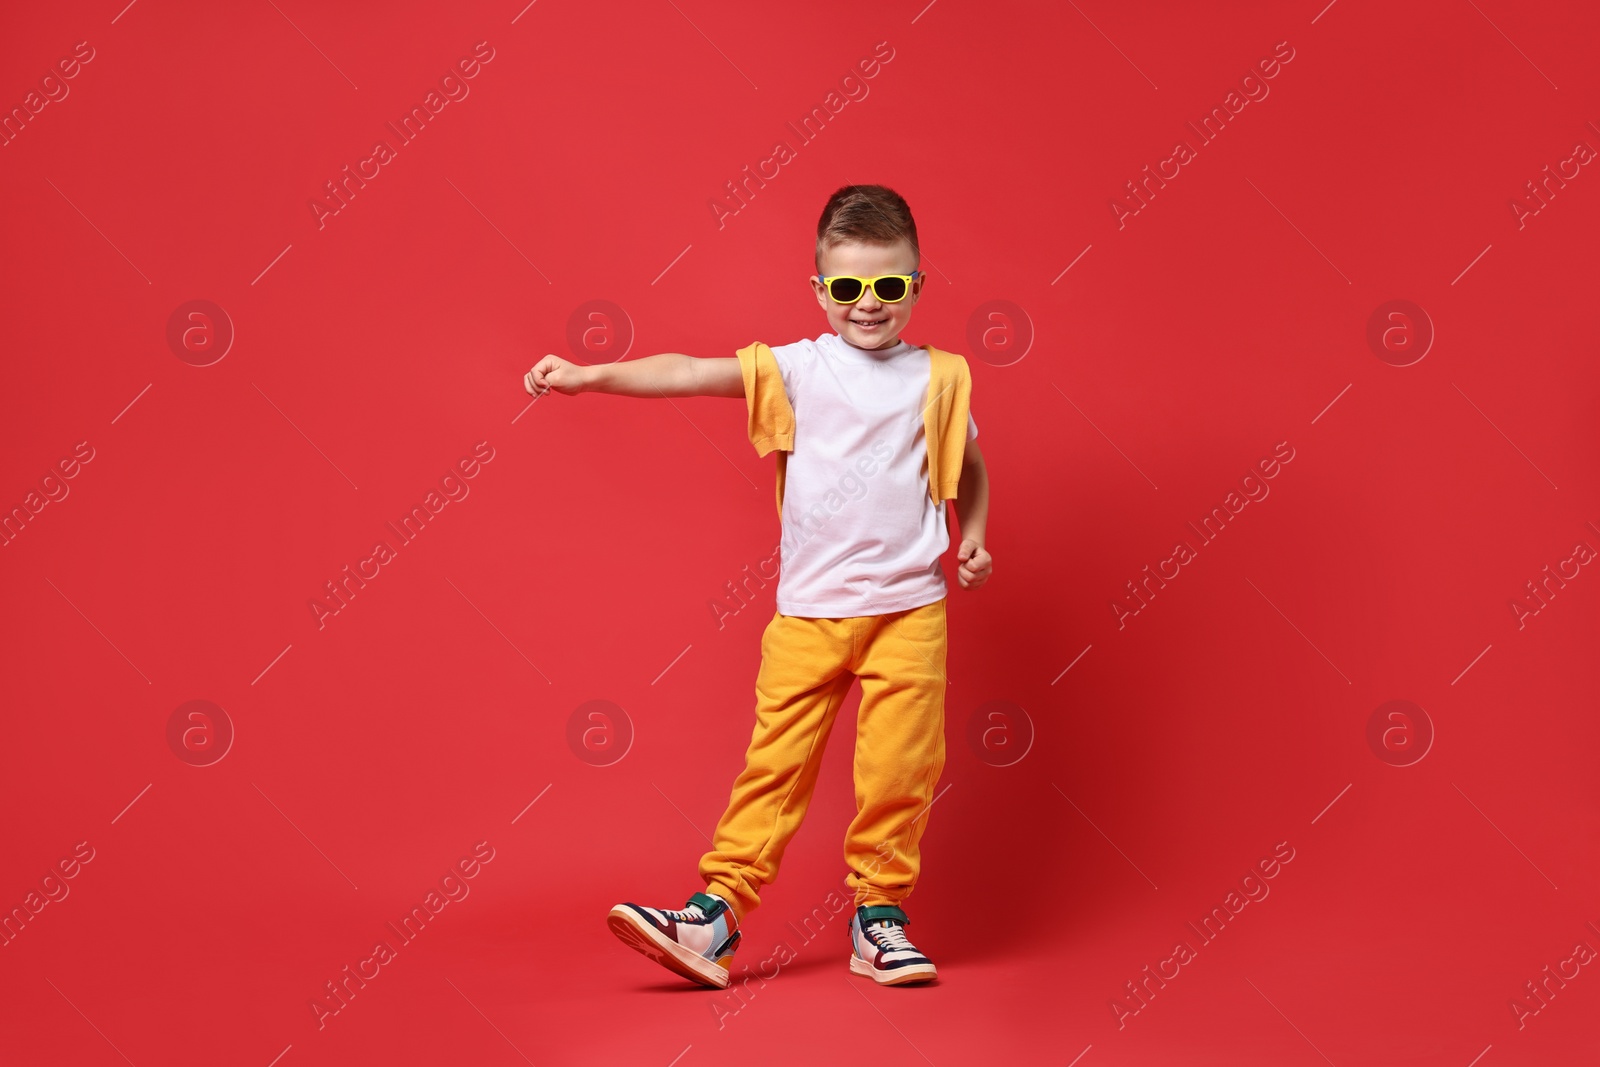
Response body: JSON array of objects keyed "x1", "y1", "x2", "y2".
[{"x1": 815, "y1": 184, "x2": 919, "y2": 272}]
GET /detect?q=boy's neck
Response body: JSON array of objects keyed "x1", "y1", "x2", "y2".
[{"x1": 836, "y1": 330, "x2": 907, "y2": 353}]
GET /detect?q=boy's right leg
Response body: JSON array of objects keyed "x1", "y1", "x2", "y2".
[{"x1": 697, "y1": 610, "x2": 856, "y2": 923}]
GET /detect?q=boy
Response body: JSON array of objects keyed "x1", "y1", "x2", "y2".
[{"x1": 523, "y1": 184, "x2": 992, "y2": 988}]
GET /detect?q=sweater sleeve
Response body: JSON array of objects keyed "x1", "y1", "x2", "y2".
[
  {"x1": 735, "y1": 342, "x2": 796, "y2": 457},
  {"x1": 924, "y1": 347, "x2": 973, "y2": 504}
]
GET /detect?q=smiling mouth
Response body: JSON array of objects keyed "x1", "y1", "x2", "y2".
[{"x1": 852, "y1": 318, "x2": 887, "y2": 327}]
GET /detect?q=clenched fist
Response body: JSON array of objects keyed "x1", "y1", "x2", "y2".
[
  {"x1": 524, "y1": 354, "x2": 588, "y2": 397},
  {"x1": 957, "y1": 538, "x2": 992, "y2": 590}
]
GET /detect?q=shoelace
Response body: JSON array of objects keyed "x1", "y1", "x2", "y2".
[
  {"x1": 662, "y1": 903, "x2": 706, "y2": 922},
  {"x1": 867, "y1": 920, "x2": 915, "y2": 953}
]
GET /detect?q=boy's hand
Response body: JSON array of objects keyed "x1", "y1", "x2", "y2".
[
  {"x1": 956, "y1": 539, "x2": 992, "y2": 590},
  {"x1": 524, "y1": 354, "x2": 588, "y2": 397}
]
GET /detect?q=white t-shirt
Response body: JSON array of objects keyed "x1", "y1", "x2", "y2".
[{"x1": 768, "y1": 331, "x2": 978, "y2": 618}]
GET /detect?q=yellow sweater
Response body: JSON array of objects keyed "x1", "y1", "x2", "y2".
[{"x1": 735, "y1": 340, "x2": 973, "y2": 520}]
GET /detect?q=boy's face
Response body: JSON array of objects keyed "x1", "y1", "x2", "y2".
[{"x1": 811, "y1": 237, "x2": 924, "y2": 351}]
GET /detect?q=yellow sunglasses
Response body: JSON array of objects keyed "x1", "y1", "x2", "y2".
[{"x1": 817, "y1": 271, "x2": 921, "y2": 304}]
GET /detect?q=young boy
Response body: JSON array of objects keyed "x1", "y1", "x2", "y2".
[{"x1": 523, "y1": 184, "x2": 992, "y2": 988}]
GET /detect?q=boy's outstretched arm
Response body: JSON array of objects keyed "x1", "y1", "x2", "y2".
[
  {"x1": 953, "y1": 440, "x2": 992, "y2": 590},
  {"x1": 524, "y1": 353, "x2": 743, "y2": 399}
]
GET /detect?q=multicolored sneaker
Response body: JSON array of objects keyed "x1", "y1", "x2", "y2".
[
  {"x1": 607, "y1": 891, "x2": 741, "y2": 989},
  {"x1": 849, "y1": 903, "x2": 938, "y2": 985}
]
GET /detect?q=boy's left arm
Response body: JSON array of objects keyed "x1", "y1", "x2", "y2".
[{"x1": 952, "y1": 440, "x2": 992, "y2": 590}]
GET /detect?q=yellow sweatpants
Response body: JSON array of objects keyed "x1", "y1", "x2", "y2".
[{"x1": 698, "y1": 597, "x2": 948, "y2": 923}]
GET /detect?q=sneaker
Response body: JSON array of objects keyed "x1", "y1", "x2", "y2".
[
  {"x1": 607, "y1": 891, "x2": 741, "y2": 989},
  {"x1": 849, "y1": 903, "x2": 937, "y2": 985}
]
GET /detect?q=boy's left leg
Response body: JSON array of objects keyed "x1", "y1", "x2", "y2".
[{"x1": 842, "y1": 595, "x2": 948, "y2": 909}]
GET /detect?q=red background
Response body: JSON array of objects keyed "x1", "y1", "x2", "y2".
[{"x1": 3, "y1": 1, "x2": 1597, "y2": 1064}]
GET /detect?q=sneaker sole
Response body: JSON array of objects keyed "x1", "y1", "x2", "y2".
[
  {"x1": 607, "y1": 906, "x2": 731, "y2": 989},
  {"x1": 849, "y1": 954, "x2": 938, "y2": 986}
]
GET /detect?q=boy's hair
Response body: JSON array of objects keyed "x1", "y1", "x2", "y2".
[{"x1": 815, "y1": 184, "x2": 919, "y2": 272}]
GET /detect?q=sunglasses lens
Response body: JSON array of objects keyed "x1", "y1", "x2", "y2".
[
  {"x1": 829, "y1": 278, "x2": 864, "y2": 303},
  {"x1": 875, "y1": 276, "x2": 908, "y2": 302}
]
